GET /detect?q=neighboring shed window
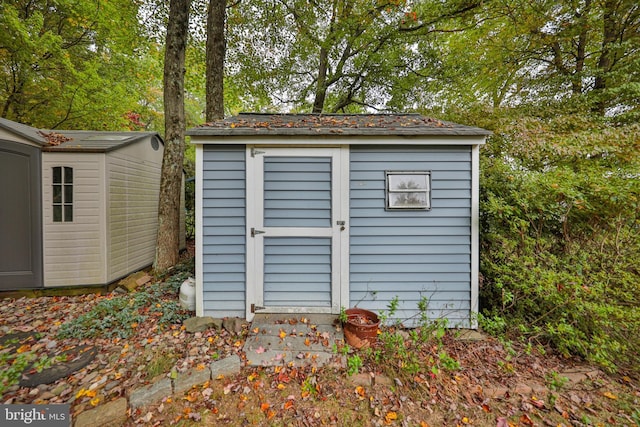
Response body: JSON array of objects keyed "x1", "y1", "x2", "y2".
[
  {"x1": 385, "y1": 171, "x2": 431, "y2": 210},
  {"x1": 52, "y1": 166, "x2": 73, "y2": 222}
]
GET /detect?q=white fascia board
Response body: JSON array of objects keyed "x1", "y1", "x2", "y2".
[{"x1": 189, "y1": 135, "x2": 487, "y2": 147}]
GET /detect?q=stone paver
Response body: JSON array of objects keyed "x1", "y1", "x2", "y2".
[
  {"x1": 128, "y1": 378, "x2": 172, "y2": 409},
  {"x1": 74, "y1": 397, "x2": 128, "y2": 427},
  {"x1": 173, "y1": 366, "x2": 212, "y2": 394},
  {"x1": 183, "y1": 316, "x2": 222, "y2": 333},
  {"x1": 244, "y1": 314, "x2": 343, "y2": 368},
  {"x1": 455, "y1": 329, "x2": 486, "y2": 342},
  {"x1": 210, "y1": 354, "x2": 242, "y2": 378}
]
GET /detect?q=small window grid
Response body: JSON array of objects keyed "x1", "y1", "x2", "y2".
[
  {"x1": 385, "y1": 171, "x2": 431, "y2": 210},
  {"x1": 52, "y1": 166, "x2": 73, "y2": 222}
]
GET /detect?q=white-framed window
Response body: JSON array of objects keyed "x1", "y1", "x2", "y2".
[
  {"x1": 52, "y1": 166, "x2": 73, "y2": 222},
  {"x1": 385, "y1": 171, "x2": 431, "y2": 210}
]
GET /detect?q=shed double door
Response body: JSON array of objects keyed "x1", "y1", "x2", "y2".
[{"x1": 247, "y1": 147, "x2": 348, "y2": 318}]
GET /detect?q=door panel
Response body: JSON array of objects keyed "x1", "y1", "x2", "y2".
[
  {"x1": 264, "y1": 236, "x2": 331, "y2": 307},
  {"x1": 247, "y1": 147, "x2": 347, "y2": 317},
  {"x1": 0, "y1": 141, "x2": 43, "y2": 289},
  {"x1": 264, "y1": 156, "x2": 332, "y2": 228}
]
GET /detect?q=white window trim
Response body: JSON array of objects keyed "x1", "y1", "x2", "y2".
[{"x1": 385, "y1": 171, "x2": 431, "y2": 210}]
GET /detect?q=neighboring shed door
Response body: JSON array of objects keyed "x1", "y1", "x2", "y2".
[
  {"x1": 247, "y1": 147, "x2": 348, "y2": 318},
  {"x1": 0, "y1": 140, "x2": 43, "y2": 289}
]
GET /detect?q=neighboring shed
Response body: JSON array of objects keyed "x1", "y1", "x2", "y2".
[
  {"x1": 0, "y1": 118, "x2": 185, "y2": 290},
  {"x1": 188, "y1": 113, "x2": 489, "y2": 327}
]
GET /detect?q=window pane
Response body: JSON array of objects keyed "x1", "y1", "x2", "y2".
[
  {"x1": 388, "y1": 174, "x2": 428, "y2": 190},
  {"x1": 64, "y1": 185, "x2": 73, "y2": 203},
  {"x1": 389, "y1": 192, "x2": 428, "y2": 208},
  {"x1": 53, "y1": 167, "x2": 61, "y2": 184},
  {"x1": 53, "y1": 185, "x2": 62, "y2": 203},
  {"x1": 64, "y1": 167, "x2": 73, "y2": 183},
  {"x1": 53, "y1": 205, "x2": 62, "y2": 222},
  {"x1": 64, "y1": 205, "x2": 73, "y2": 222}
]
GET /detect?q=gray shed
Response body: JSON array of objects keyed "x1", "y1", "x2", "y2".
[
  {"x1": 188, "y1": 113, "x2": 489, "y2": 327},
  {"x1": 0, "y1": 118, "x2": 185, "y2": 290}
]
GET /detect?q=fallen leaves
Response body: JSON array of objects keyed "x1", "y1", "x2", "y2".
[
  {"x1": 38, "y1": 131, "x2": 72, "y2": 146},
  {"x1": 2, "y1": 289, "x2": 637, "y2": 427},
  {"x1": 384, "y1": 411, "x2": 398, "y2": 424},
  {"x1": 204, "y1": 114, "x2": 454, "y2": 133}
]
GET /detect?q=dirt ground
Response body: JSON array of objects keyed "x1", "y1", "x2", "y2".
[{"x1": 1, "y1": 259, "x2": 638, "y2": 426}]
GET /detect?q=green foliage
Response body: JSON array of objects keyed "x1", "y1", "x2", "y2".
[
  {"x1": 339, "y1": 306, "x2": 348, "y2": 324},
  {"x1": 57, "y1": 272, "x2": 191, "y2": 340},
  {"x1": 361, "y1": 299, "x2": 460, "y2": 381},
  {"x1": 546, "y1": 371, "x2": 569, "y2": 392},
  {"x1": 478, "y1": 111, "x2": 640, "y2": 375},
  {"x1": 0, "y1": 0, "x2": 158, "y2": 130},
  {"x1": 0, "y1": 351, "x2": 35, "y2": 398},
  {"x1": 301, "y1": 376, "x2": 318, "y2": 396},
  {"x1": 0, "y1": 347, "x2": 63, "y2": 399},
  {"x1": 346, "y1": 354, "x2": 363, "y2": 376}
]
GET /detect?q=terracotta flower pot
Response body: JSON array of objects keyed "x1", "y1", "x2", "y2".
[{"x1": 343, "y1": 308, "x2": 380, "y2": 349}]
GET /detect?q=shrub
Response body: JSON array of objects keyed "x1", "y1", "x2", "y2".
[{"x1": 478, "y1": 118, "x2": 640, "y2": 374}]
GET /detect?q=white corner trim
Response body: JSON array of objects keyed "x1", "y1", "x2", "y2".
[
  {"x1": 245, "y1": 146, "x2": 257, "y2": 321},
  {"x1": 195, "y1": 144, "x2": 204, "y2": 317},
  {"x1": 470, "y1": 144, "x2": 480, "y2": 328},
  {"x1": 339, "y1": 146, "x2": 350, "y2": 312}
]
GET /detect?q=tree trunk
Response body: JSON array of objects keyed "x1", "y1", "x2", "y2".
[
  {"x1": 154, "y1": 0, "x2": 190, "y2": 272},
  {"x1": 312, "y1": 46, "x2": 329, "y2": 113},
  {"x1": 593, "y1": 0, "x2": 617, "y2": 114},
  {"x1": 206, "y1": 0, "x2": 226, "y2": 121}
]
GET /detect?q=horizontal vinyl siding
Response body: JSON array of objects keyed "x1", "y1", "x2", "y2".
[
  {"x1": 42, "y1": 153, "x2": 106, "y2": 286},
  {"x1": 107, "y1": 140, "x2": 163, "y2": 281},
  {"x1": 202, "y1": 146, "x2": 246, "y2": 317},
  {"x1": 349, "y1": 146, "x2": 472, "y2": 326},
  {"x1": 264, "y1": 237, "x2": 331, "y2": 307},
  {"x1": 263, "y1": 157, "x2": 332, "y2": 227}
]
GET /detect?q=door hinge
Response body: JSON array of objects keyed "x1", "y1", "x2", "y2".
[
  {"x1": 251, "y1": 148, "x2": 265, "y2": 157},
  {"x1": 251, "y1": 304, "x2": 265, "y2": 313},
  {"x1": 251, "y1": 227, "x2": 265, "y2": 237}
]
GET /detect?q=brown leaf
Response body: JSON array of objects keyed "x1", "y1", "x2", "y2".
[
  {"x1": 520, "y1": 414, "x2": 534, "y2": 425},
  {"x1": 530, "y1": 398, "x2": 545, "y2": 409}
]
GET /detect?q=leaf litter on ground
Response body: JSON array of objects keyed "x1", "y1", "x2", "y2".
[{"x1": 1, "y1": 257, "x2": 639, "y2": 426}]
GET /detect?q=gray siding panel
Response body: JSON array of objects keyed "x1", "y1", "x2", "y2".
[
  {"x1": 202, "y1": 146, "x2": 246, "y2": 317},
  {"x1": 349, "y1": 146, "x2": 472, "y2": 327}
]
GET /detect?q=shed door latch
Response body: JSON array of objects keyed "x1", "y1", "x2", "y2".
[
  {"x1": 251, "y1": 227, "x2": 265, "y2": 237},
  {"x1": 251, "y1": 304, "x2": 265, "y2": 313}
]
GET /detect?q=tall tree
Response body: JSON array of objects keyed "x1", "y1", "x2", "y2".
[
  {"x1": 225, "y1": 0, "x2": 482, "y2": 113},
  {"x1": 206, "y1": 0, "x2": 226, "y2": 121},
  {"x1": 155, "y1": 0, "x2": 190, "y2": 272},
  {"x1": 0, "y1": 0, "x2": 153, "y2": 129},
  {"x1": 421, "y1": 0, "x2": 640, "y2": 118}
]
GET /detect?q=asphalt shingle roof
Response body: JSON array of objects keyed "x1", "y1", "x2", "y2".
[{"x1": 188, "y1": 113, "x2": 491, "y2": 137}]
